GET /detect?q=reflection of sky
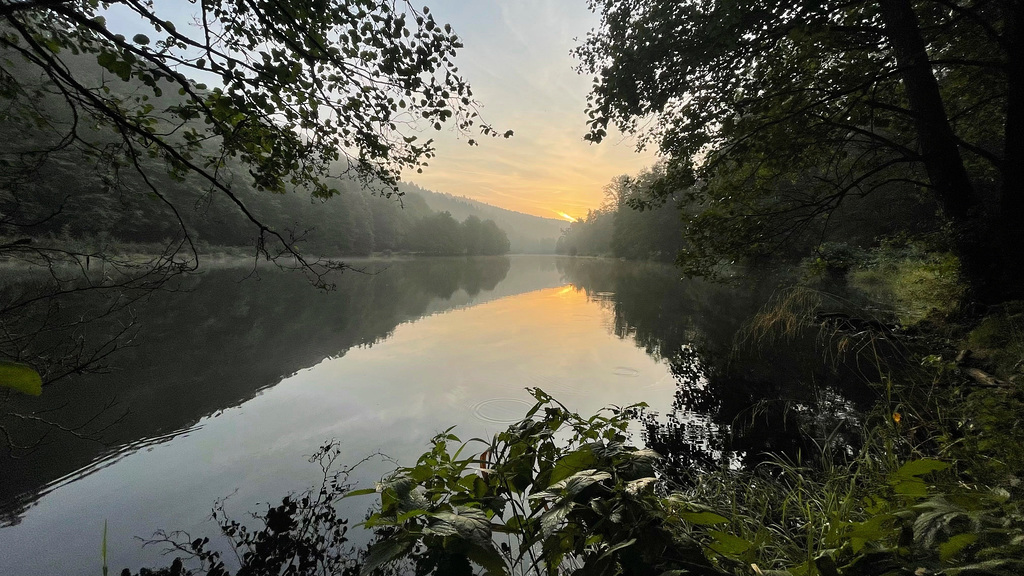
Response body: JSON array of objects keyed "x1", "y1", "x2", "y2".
[
  {"x1": 0, "y1": 280, "x2": 678, "y2": 576},
  {"x1": 101, "y1": 0, "x2": 657, "y2": 220}
]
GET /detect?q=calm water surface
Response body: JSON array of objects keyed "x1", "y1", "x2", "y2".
[
  {"x1": 0, "y1": 256, "x2": 731, "y2": 575},
  {"x1": 1, "y1": 255, "x2": 874, "y2": 575}
]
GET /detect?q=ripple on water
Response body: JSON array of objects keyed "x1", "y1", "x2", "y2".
[
  {"x1": 471, "y1": 398, "x2": 537, "y2": 424},
  {"x1": 612, "y1": 366, "x2": 640, "y2": 377}
]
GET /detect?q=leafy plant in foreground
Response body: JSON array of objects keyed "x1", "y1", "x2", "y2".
[
  {"x1": 360, "y1": 388, "x2": 725, "y2": 576},
  {"x1": 124, "y1": 382, "x2": 1024, "y2": 576}
]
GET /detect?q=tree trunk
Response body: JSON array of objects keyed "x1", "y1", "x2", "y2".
[
  {"x1": 1001, "y1": 0, "x2": 1024, "y2": 299},
  {"x1": 877, "y1": 0, "x2": 995, "y2": 300}
]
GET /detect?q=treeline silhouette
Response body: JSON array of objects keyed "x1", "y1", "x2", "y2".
[
  {"x1": 5, "y1": 158, "x2": 510, "y2": 257},
  {"x1": 555, "y1": 165, "x2": 938, "y2": 265},
  {"x1": 0, "y1": 51, "x2": 511, "y2": 259}
]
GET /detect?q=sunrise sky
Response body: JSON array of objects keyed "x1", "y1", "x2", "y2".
[
  {"x1": 107, "y1": 0, "x2": 658, "y2": 222},
  {"x1": 399, "y1": 0, "x2": 659, "y2": 221}
]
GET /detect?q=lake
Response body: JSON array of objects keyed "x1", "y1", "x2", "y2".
[{"x1": 0, "y1": 255, "x2": 872, "y2": 575}]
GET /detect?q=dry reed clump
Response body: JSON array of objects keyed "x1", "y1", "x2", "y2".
[
  {"x1": 740, "y1": 285, "x2": 910, "y2": 378},
  {"x1": 744, "y1": 287, "x2": 824, "y2": 346}
]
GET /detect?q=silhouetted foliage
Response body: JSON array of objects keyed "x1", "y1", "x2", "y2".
[{"x1": 576, "y1": 0, "x2": 1024, "y2": 299}]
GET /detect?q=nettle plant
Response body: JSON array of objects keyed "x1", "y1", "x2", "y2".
[
  {"x1": 355, "y1": 389, "x2": 1024, "y2": 576},
  {"x1": 356, "y1": 388, "x2": 726, "y2": 576}
]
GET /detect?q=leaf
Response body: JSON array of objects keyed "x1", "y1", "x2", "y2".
[
  {"x1": 708, "y1": 531, "x2": 751, "y2": 556},
  {"x1": 378, "y1": 476, "x2": 429, "y2": 512},
  {"x1": 893, "y1": 479, "x2": 929, "y2": 497},
  {"x1": 597, "y1": 538, "x2": 637, "y2": 560},
  {"x1": 360, "y1": 535, "x2": 416, "y2": 576},
  {"x1": 340, "y1": 488, "x2": 377, "y2": 499},
  {"x1": 945, "y1": 559, "x2": 1024, "y2": 576},
  {"x1": 540, "y1": 503, "x2": 572, "y2": 537},
  {"x1": 0, "y1": 361, "x2": 42, "y2": 396},
  {"x1": 619, "y1": 448, "x2": 659, "y2": 479},
  {"x1": 895, "y1": 459, "x2": 949, "y2": 479},
  {"x1": 678, "y1": 511, "x2": 729, "y2": 526},
  {"x1": 939, "y1": 533, "x2": 977, "y2": 561},
  {"x1": 431, "y1": 507, "x2": 491, "y2": 546},
  {"x1": 102, "y1": 519, "x2": 108, "y2": 576},
  {"x1": 844, "y1": 514, "x2": 898, "y2": 552},
  {"x1": 552, "y1": 469, "x2": 612, "y2": 499},
  {"x1": 547, "y1": 448, "x2": 597, "y2": 487},
  {"x1": 465, "y1": 542, "x2": 509, "y2": 576},
  {"x1": 132, "y1": 34, "x2": 150, "y2": 45},
  {"x1": 625, "y1": 477, "x2": 658, "y2": 495}
]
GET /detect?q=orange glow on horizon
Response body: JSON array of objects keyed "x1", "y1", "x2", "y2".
[{"x1": 555, "y1": 211, "x2": 578, "y2": 223}]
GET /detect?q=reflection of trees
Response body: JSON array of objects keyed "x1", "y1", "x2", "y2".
[
  {"x1": 0, "y1": 257, "x2": 510, "y2": 522},
  {"x1": 556, "y1": 258, "x2": 877, "y2": 479}
]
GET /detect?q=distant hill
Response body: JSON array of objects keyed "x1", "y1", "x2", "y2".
[
  {"x1": 0, "y1": 47, "x2": 557, "y2": 257},
  {"x1": 0, "y1": 48, "x2": 519, "y2": 258},
  {"x1": 400, "y1": 183, "x2": 566, "y2": 253}
]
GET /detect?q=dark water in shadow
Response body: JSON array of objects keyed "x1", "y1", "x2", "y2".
[{"x1": 0, "y1": 256, "x2": 877, "y2": 574}]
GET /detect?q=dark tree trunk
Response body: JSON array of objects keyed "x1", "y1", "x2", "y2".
[
  {"x1": 878, "y1": 0, "x2": 995, "y2": 300},
  {"x1": 1001, "y1": 0, "x2": 1024, "y2": 298}
]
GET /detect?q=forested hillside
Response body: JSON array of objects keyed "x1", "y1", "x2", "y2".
[
  {"x1": 0, "y1": 48, "x2": 519, "y2": 259},
  {"x1": 400, "y1": 182, "x2": 565, "y2": 253},
  {"x1": 2, "y1": 152, "x2": 511, "y2": 257}
]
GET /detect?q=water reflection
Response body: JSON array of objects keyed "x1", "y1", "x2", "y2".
[
  {"x1": 0, "y1": 256, "x2": 879, "y2": 575},
  {"x1": 0, "y1": 256, "x2": 679, "y2": 575},
  {"x1": 555, "y1": 258, "x2": 877, "y2": 480},
  {"x1": 1, "y1": 256, "x2": 515, "y2": 520}
]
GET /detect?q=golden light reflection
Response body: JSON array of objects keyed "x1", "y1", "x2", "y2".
[{"x1": 554, "y1": 211, "x2": 578, "y2": 223}]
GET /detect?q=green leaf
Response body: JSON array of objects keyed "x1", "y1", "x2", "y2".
[
  {"x1": 678, "y1": 511, "x2": 729, "y2": 526},
  {"x1": 378, "y1": 476, "x2": 429, "y2": 512},
  {"x1": 465, "y1": 542, "x2": 508, "y2": 576},
  {"x1": 431, "y1": 507, "x2": 491, "y2": 546},
  {"x1": 548, "y1": 469, "x2": 611, "y2": 499},
  {"x1": 939, "y1": 533, "x2": 977, "y2": 561},
  {"x1": 597, "y1": 538, "x2": 637, "y2": 560},
  {"x1": 945, "y1": 559, "x2": 1024, "y2": 576},
  {"x1": 547, "y1": 448, "x2": 597, "y2": 487},
  {"x1": 360, "y1": 535, "x2": 416, "y2": 576},
  {"x1": 539, "y1": 503, "x2": 572, "y2": 537},
  {"x1": 340, "y1": 487, "x2": 377, "y2": 499},
  {"x1": 708, "y1": 531, "x2": 751, "y2": 556},
  {"x1": 102, "y1": 519, "x2": 108, "y2": 576},
  {"x1": 844, "y1": 514, "x2": 898, "y2": 552},
  {"x1": 892, "y1": 479, "x2": 928, "y2": 497},
  {"x1": 0, "y1": 361, "x2": 42, "y2": 396},
  {"x1": 896, "y1": 459, "x2": 949, "y2": 479}
]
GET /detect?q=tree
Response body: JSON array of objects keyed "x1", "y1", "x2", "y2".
[
  {"x1": 478, "y1": 218, "x2": 510, "y2": 255},
  {"x1": 556, "y1": 208, "x2": 615, "y2": 257},
  {"x1": 0, "y1": 0, "x2": 505, "y2": 426},
  {"x1": 460, "y1": 214, "x2": 484, "y2": 255},
  {"x1": 1, "y1": 0, "x2": 505, "y2": 285},
  {"x1": 576, "y1": 0, "x2": 1021, "y2": 300},
  {"x1": 409, "y1": 210, "x2": 462, "y2": 254}
]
